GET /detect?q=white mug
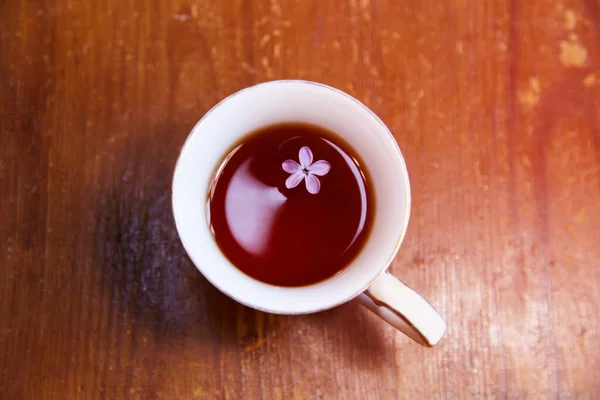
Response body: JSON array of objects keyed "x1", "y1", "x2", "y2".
[{"x1": 172, "y1": 80, "x2": 446, "y2": 346}]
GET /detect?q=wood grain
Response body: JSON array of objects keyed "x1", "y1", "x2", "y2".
[{"x1": 1, "y1": 0, "x2": 599, "y2": 398}]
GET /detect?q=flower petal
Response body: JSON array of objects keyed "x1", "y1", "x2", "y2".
[
  {"x1": 285, "y1": 170, "x2": 305, "y2": 189},
  {"x1": 299, "y1": 146, "x2": 313, "y2": 168},
  {"x1": 282, "y1": 159, "x2": 301, "y2": 173},
  {"x1": 305, "y1": 173, "x2": 321, "y2": 194},
  {"x1": 308, "y1": 160, "x2": 331, "y2": 176}
]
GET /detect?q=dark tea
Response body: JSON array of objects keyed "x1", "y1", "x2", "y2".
[{"x1": 208, "y1": 123, "x2": 374, "y2": 287}]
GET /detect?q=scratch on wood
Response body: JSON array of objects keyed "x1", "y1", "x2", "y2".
[
  {"x1": 411, "y1": 90, "x2": 425, "y2": 106},
  {"x1": 564, "y1": 9, "x2": 576, "y2": 30},
  {"x1": 559, "y1": 38, "x2": 588, "y2": 67},
  {"x1": 419, "y1": 54, "x2": 431, "y2": 71},
  {"x1": 575, "y1": 207, "x2": 585, "y2": 222},
  {"x1": 270, "y1": 0, "x2": 282, "y2": 16},
  {"x1": 256, "y1": 16, "x2": 269, "y2": 26},
  {"x1": 261, "y1": 56, "x2": 271, "y2": 70},
  {"x1": 260, "y1": 34, "x2": 271, "y2": 48},
  {"x1": 518, "y1": 77, "x2": 541, "y2": 108},
  {"x1": 273, "y1": 43, "x2": 281, "y2": 58},
  {"x1": 456, "y1": 41, "x2": 463, "y2": 54},
  {"x1": 240, "y1": 62, "x2": 256, "y2": 74},
  {"x1": 363, "y1": 52, "x2": 379, "y2": 77},
  {"x1": 583, "y1": 73, "x2": 596, "y2": 87}
]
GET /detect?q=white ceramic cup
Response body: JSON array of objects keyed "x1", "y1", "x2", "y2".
[{"x1": 172, "y1": 80, "x2": 446, "y2": 346}]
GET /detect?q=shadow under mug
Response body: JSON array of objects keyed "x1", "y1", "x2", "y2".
[{"x1": 172, "y1": 80, "x2": 446, "y2": 346}]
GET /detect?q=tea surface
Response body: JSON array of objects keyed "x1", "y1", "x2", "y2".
[{"x1": 208, "y1": 123, "x2": 374, "y2": 287}]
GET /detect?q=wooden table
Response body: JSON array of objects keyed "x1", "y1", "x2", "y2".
[{"x1": 2, "y1": 0, "x2": 599, "y2": 398}]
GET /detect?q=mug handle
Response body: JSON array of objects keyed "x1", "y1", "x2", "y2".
[{"x1": 356, "y1": 272, "x2": 446, "y2": 346}]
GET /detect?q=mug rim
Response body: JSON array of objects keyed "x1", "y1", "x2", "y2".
[{"x1": 172, "y1": 79, "x2": 411, "y2": 314}]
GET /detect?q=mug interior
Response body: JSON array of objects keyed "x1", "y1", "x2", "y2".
[{"x1": 172, "y1": 80, "x2": 411, "y2": 314}]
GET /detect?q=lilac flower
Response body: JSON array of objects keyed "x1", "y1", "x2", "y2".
[{"x1": 282, "y1": 146, "x2": 331, "y2": 194}]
